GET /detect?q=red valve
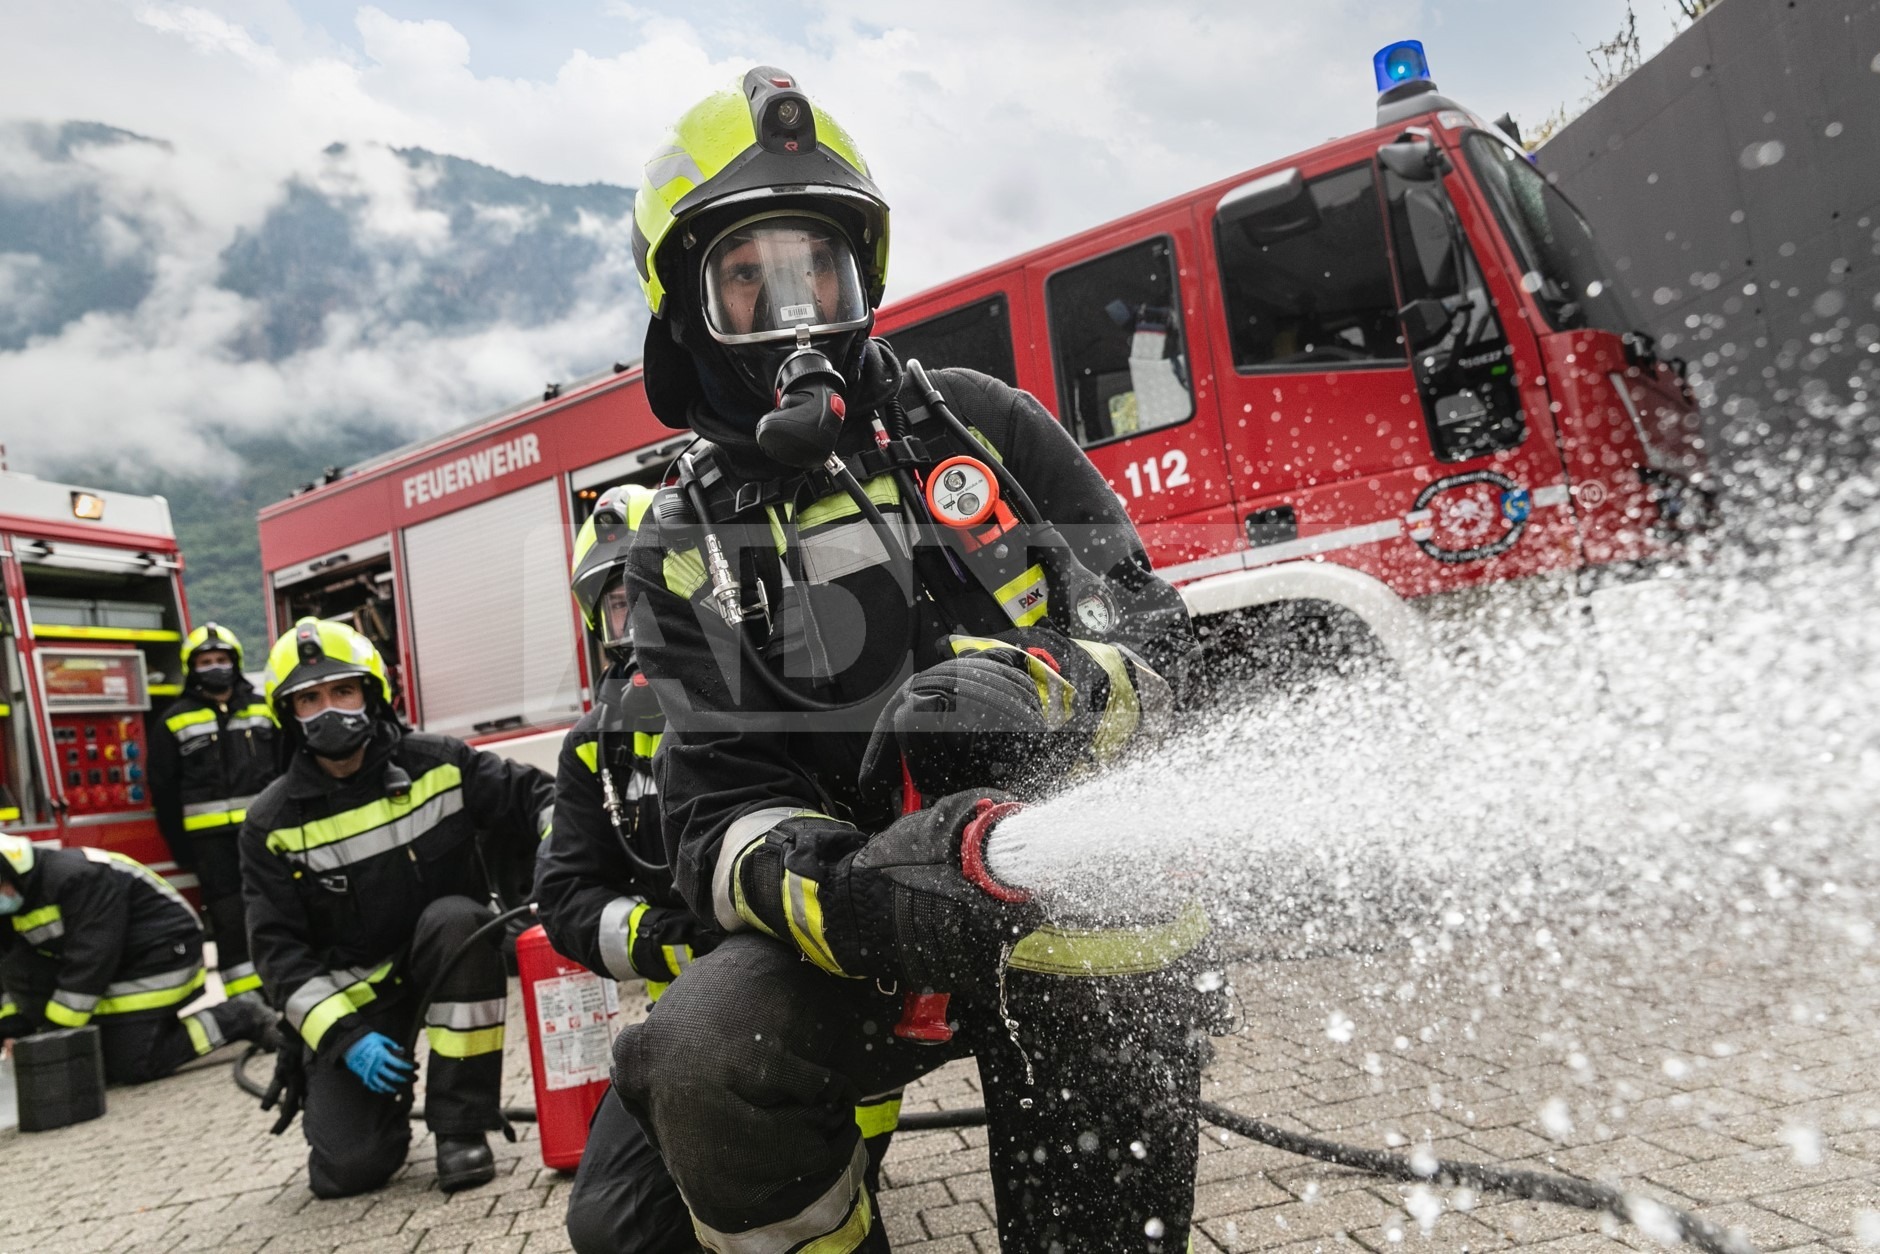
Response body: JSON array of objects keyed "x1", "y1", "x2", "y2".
[{"x1": 894, "y1": 991, "x2": 954, "y2": 1043}]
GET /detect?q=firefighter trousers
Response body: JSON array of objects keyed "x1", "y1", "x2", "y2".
[
  {"x1": 3, "y1": 945, "x2": 252, "y2": 1084},
  {"x1": 189, "y1": 828, "x2": 258, "y2": 995},
  {"x1": 301, "y1": 896, "x2": 508, "y2": 1199},
  {"x1": 567, "y1": 1078, "x2": 902, "y2": 1254},
  {"x1": 612, "y1": 932, "x2": 1208, "y2": 1253}
]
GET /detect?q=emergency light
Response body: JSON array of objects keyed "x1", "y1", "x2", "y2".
[{"x1": 1373, "y1": 40, "x2": 1432, "y2": 93}]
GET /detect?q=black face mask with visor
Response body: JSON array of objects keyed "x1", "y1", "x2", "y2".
[{"x1": 699, "y1": 211, "x2": 873, "y2": 468}]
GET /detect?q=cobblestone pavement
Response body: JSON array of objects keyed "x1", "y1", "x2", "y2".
[{"x1": 4, "y1": 912, "x2": 1877, "y2": 1253}]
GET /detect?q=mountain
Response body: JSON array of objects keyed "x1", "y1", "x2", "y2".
[{"x1": 1, "y1": 119, "x2": 643, "y2": 648}]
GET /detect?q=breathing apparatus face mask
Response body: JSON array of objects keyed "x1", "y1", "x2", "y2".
[{"x1": 700, "y1": 213, "x2": 871, "y2": 467}]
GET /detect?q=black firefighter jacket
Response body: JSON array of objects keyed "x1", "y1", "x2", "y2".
[
  {"x1": 624, "y1": 362, "x2": 1197, "y2": 934},
  {"x1": 149, "y1": 679, "x2": 278, "y2": 863},
  {"x1": 239, "y1": 724, "x2": 553, "y2": 1064},
  {"x1": 0, "y1": 845, "x2": 203, "y2": 1035},
  {"x1": 535, "y1": 664, "x2": 719, "y2": 990}
]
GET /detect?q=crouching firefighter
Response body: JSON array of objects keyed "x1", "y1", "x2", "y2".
[
  {"x1": 0, "y1": 834, "x2": 278, "y2": 1081},
  {"x1": 149, "y1": 621, "x2": 278, "y2": 1000},
  {"x1": 612, "y1": 69, "x2": 1220, "y2": 1253},
  {"x1": 241, "y1": 618, "x2": 554, "y2": 1198},
  {"x1": 542, "y1": 484, "x2": 911, "y2": 1253}
]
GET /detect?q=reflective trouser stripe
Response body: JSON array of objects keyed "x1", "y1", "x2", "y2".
[
  {"x1": 690, "y1": 1140, "x2": 872, "y2": 1254},
  {"x1": 426, "y1": 1025, "x2": 506, "y2": 1058},
  {"x1": 597, "y1": 895, "x2": 646, "y2": 982},
  {"x1": 854, "y1": 1095, "x2": 902, "y2": 1139},
  {"x1": 221, "y1": 961, "x2": 262, "y2": 997},
  {"x1": 425, "y1": 997, "x2": 505, "y2": 1058},
  {"x1": 184, "y1": 1009, "x2": 224, "y2": 1056},
  {"x1": 45, "y1": 997, "x2": 91, "y2": 1028}
]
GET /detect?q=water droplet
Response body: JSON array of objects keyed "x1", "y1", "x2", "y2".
[
  {"x1": 1144, "y1": 1218, "x2": 1166, "y2": 1239},
  {"x1": 1129, "y1": 1139, "x2": 1148, "y2": 1159},
  {"x1": 1077, "y1": 1130, "x2": 1100, "y2": 1153},
  {"x1": 1019, "y1": 1097, "x2": 1034, "y2": 1110}
]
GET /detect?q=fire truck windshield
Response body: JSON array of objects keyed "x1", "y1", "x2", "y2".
[{"x1": 1461, "y1": 132, "x2": 1646, "y2": 340}]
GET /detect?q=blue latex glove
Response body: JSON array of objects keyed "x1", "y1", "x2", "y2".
[{"x1": 343, "y1": 1032, "x2": 416, "y2": 1095}]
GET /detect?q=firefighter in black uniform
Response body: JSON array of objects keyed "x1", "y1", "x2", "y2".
[
  {"x1": 0, "y1": 834, "x2": 276, "y2": 1081},
  {"x1": 536, "y1": 483, "x2": 712, "y2": 1253},
  {"x1": 149, "y1": 621, "x2": 276, "y2": 999},
  {"x1": 540, "y1": 484, "x2": 912, "y2": 1253},
  {"x1": 241, "y1": 618, "x2": 553, "y2": 1198},
  {"x1": 606, "y1": 69, "x2": 1216, "y2": 1253}
]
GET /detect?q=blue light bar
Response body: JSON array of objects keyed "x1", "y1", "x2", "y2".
[{"x1": 1373, "y1": 40, "x2": 1432, "y2": 93}]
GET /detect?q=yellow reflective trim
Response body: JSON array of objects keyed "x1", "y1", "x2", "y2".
[
  {"x1": 165, "y1": 708, "x2": 218, "y2": 733},
  {"x1": 575, "y1": 740, "x2": 600, "y2": 773},
  {"x1": 964, "y1": 425, "x2": 1004, "y2": 464},
  {"x1": 223, "y1": 971, "x2": 262, "y2": 997},
  {"x1": 992, "y1": 563, "x2": 1049, "y2": 628},
  {"x1": 97, "y1": 967, "x2": 206, "y2": 1015},
  {"x1": 799, "y1": 1185, "x2": 873, "y2": 1254},
  {"x1": 783, "y1": 872, "x2": 850, "y2": 977},
  {"x1": 33, "y1": 625, "x2": 180, "y2": 642},
  {"x1": 664, "y1": 548, "x2": 707, "y2": 600},
  {"x1": 765, "y1": 505, "x2": 788, "y2": 556},
  {"x1": 1006, "y1": 900, "x2": 1210, "y2": 977},
  {"x1": 1073, "y1": 640, "x2": 1139, "y2": 763},
  {"x1": 0, "y1": 702, "x2": 11, "y2": 717},
  {"x1": 184, "y1": 1014, "x2": 212, "y2": 1056},
  {"x1": 301, "y1": 962, "x2": 395, "y2": 1049},
  {"x1": 854, "y1": 1097, "x2": 902, "y2": 1139},
  {"x1": 426, "y1": 1024, "x2": 506, "y2": 1058},
  {"x1": 634, "y1": 731, "x2": 662, "y2": 759},
  {"x1": 44, "y1": 1000, "x2": 89, "y2": 1028},
  {"x1": 13, "y1": 904, "x2": 60, "y2": 934},
  {"x1": 237, "y1": 704, "x2": 275, "y2": 723},
  {"x1": 645, "y1": 978, "x2": 670, "y2": 1003},
  {"x1": 265, "y1": 764, "x2": 462, "y2": 853},
  {"x1": 147, "y1": 685, "x2": 182, "y2": 698},
  {"x1": 794, "y1": 475, "x2": 900, "y2": 531},
  {"x1": 184, "y1": 808, "x2": 245, "y2": 832}
]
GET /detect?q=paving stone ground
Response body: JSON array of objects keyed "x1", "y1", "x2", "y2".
[{"x1": 5, "y1": 908, "x2": 1877, "y2": 1253}]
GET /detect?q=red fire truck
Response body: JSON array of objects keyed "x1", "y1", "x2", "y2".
[
  {"x1": 256, "y1": 44, "x2": 1709, "y2": 765},
  {"x1": 1, "y1": 468, "x2": 193, "y2": 881}
]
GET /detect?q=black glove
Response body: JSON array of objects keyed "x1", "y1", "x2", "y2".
[
  {"x1": 730, "y1": 790, "x2": 1037, "y2": 992},
  {"x1": 626, "y1": 903, "x2": 718, "y2": 987},
  {"x1": 844, "y1": 789, "x2": 1039, "y2": 993},
  {"x1": 860, "y1": 644, "x2": 1081, "y2": 799},
  {"x1": 260, "y1": 1034, "x2": 306, "y2": 1136}
]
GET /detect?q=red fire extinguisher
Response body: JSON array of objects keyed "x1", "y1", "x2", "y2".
[{"x1": 517, "y1": 924, "x2": 619, "y2": 1170}]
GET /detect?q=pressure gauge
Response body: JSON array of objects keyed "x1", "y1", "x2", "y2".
[{"x1": 925, "y1": 455, "x2": 999, "y2": 528}]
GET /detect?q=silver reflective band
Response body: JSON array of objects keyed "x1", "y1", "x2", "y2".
[
  {"x1": 284, "y1": 963, "x2": 383, "y2": 1028},
  {"x1": 52, "y1": 989, "x2": 100, "y2": 1013},
  {"x1": 597, "y1": 895, "x2": 646, "y2": 983},
  {"x1": 173, "y1": 721, "x2": 219, "y2": 744},
  {"x1": 293, "y1": 791, "x2": 465, "y2": 873},
  {"x1": 191, "y1": 1008, "x2": 226, "y2": 1050},
  {"x1": 712, "y1": 806, "x2": 808, "y2": 933},
  {"x1": 183, "y1": 795, "x2": 257, "y2": 818},
  {"x1": 691, "y1": 1139, "x2": 868, "y2": 1254},
  {"x1": 105, "y1": 963, "x2": 201, "y2": 998},
  {"x1": 20, "y1": 920, "x2": 63, "y2": 945},
  {"x1": 427, "y1": 998, "x2": 507, "y2": 1030},
  {"x1": 228, "y1": 715, "x2": 275, "y2": 732}
]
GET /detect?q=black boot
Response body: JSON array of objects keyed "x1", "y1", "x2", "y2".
[
  {"x1": 435, "y1": 1133, "x2": 496, "y2": 1193},
  {"x1": 214, "y1": 993, "x2": 284, "y2": 1052}
]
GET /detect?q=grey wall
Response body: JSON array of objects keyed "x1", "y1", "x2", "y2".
[{"x1": 1541, "y1": 0, "x2": 1880, "y2": 445}]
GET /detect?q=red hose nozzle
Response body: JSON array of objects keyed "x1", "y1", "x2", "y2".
[{"x1": 960, "y1": 798, "x2": 1029, "y2": 903}]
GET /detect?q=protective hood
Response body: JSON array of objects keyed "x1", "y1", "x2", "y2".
[{"x1": 0, "y1": 834, "x2": 36, "y2": 892}]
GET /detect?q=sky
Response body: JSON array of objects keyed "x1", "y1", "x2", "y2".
[{"x1": 0, "y1": 0, "x2": 1693, "y2": 474}]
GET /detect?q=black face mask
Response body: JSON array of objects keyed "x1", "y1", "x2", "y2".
[
  {"x1": 298, "y1": 708, "x2": 373, "y2": 759},
  {"x1": 193, "y1": 664, "x2": 237, "y2": 692}
]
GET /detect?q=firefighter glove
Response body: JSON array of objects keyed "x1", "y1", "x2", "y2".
[
  {"x1": 261, "y1": 1040, "x2": 307, "y2": 1135},
  {"x1": 625, "y1": 902, "x2": 706, "y2": 984},
  {"x1": 343, "y1": 1031, "x2": 416, "y2": 1096}
]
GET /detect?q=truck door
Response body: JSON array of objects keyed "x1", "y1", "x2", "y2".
[{"x1": 1025, "y1": 218, "x2": 1238, "y2": 569}]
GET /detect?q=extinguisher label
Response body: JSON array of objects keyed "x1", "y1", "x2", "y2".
[{"x1": 534, "y1": 971, "x2": 619, "y2": 1091}]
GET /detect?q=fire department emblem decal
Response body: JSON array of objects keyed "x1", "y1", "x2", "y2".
[{"x1": 1406, "y1": 470, "x2": 1531, "y2": 563}]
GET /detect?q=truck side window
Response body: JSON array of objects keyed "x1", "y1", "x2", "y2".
[
  {"x1": 1045, "y1": 237, "x2": 1195, "y2": 448},
  {"x1": 1215, "y1": 163, "x2": 1405, "y2": 371},
  {"x1": 1382, "y1": 168, "x2": 1525, "y2": 462},
  {"x1": 887, "y1": 295, "x2": 1019, "y2": 387}
]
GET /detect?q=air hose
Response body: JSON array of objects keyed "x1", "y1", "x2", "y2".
[{"x1": 227, "y1": 917, "x2": 1754, "y2": 1252}]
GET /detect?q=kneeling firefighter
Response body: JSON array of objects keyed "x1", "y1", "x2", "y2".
[
  {"x1": 614, "y1": 69, "x2": 1218, "y2": 1252},
  {"x1": 0, "y1": 834, "x2": 277, "y2": 1082},
  {"x1": 541, "y1": 484, "x2": 911, "y2": 1252},
  {"x1": 149, "y1": 621, "x2": 277, "y2": 1000},
  {"x1": 241, "y1": 618, "x2": 554, "y2": 1198}
]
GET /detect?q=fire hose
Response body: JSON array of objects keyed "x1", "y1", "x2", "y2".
[{"x1": 229, "y1": 906, "x2": 1756, "y2": 1253}]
